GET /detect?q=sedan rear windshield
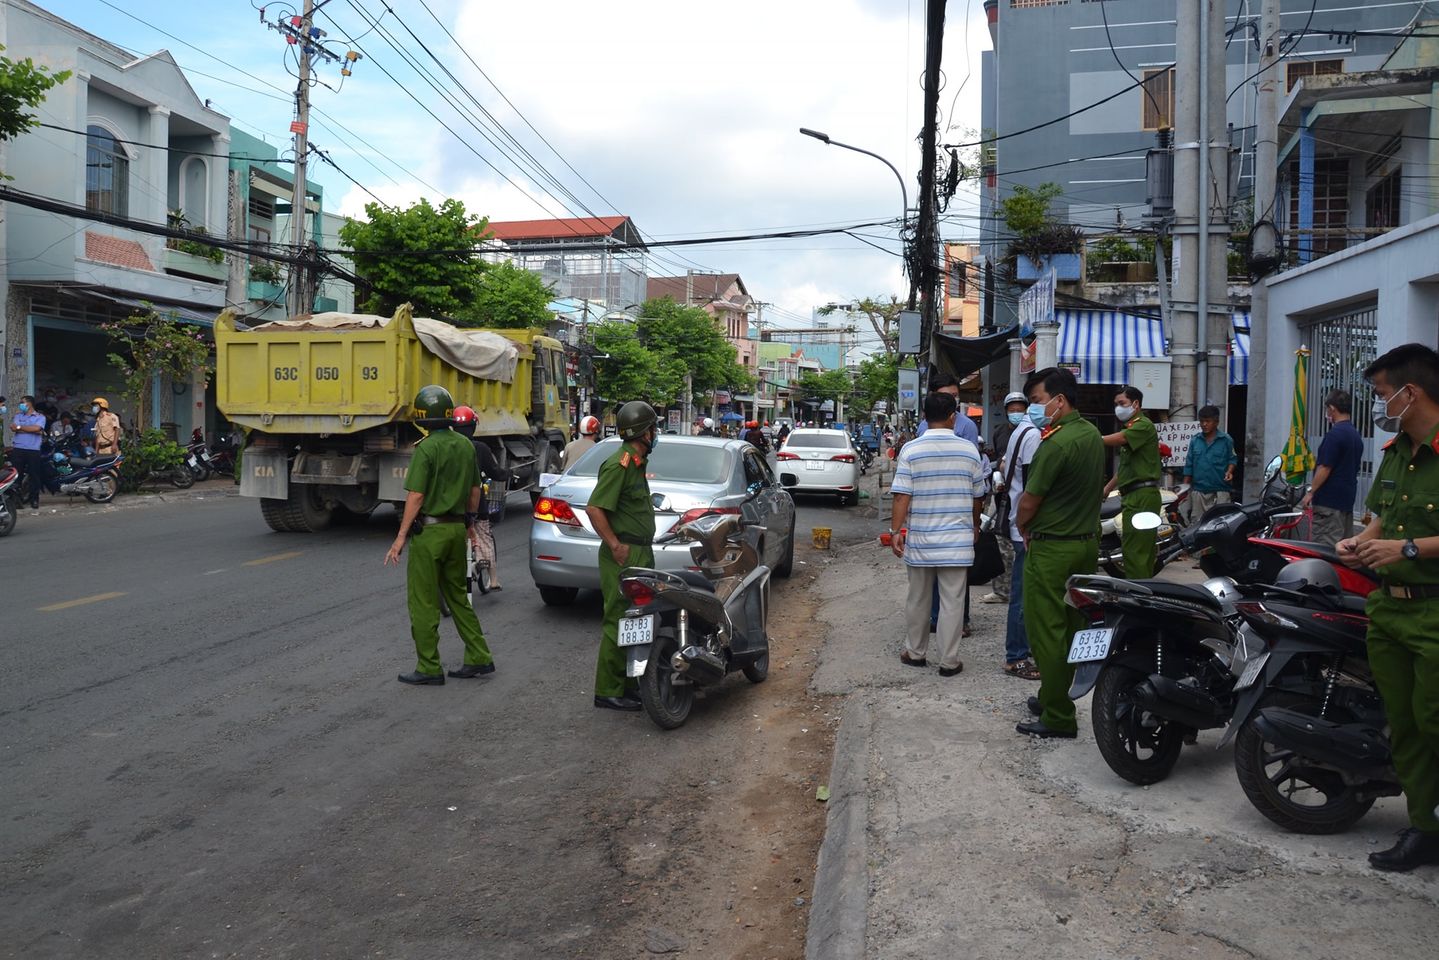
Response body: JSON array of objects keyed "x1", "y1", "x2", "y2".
[
  {"x1": 786, "y1": 432, "x2": 848, "y2": 449},
  {"x1": 567, "y1": 441, "x2": 729, "y2": 484}
]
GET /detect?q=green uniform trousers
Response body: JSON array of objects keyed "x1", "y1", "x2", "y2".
[
  {"x1": 1365, "y1": 592, "x2": 1439, "y2": 833},
  {"x1": 596, "y1": 543, "x2": 654, "y2": 697},
  {"x1": 407, "y1": 522, "x2": 492, "y2": 676},
  {"x1": 1120, "y1": 486, "x2": 1162, "y2": 579},
  {"x1": 1023, "y1": 537, "x2": 1099, "y2": 733}
]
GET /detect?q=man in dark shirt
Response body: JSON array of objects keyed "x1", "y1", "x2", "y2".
[{"x1": 1302, "y1": 388, "x2": 1364, "y2": 548}]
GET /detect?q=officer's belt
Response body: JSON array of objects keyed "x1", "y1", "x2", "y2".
[
  {"x1": 1029, "y1": 532, "x2": 1096, "y2": 542},
  {"x1": 1380, "y1": 581, "x2": 1439, "y2": 600},
  {"x1": 422, "y1": 514, "x2": 466, "y2": 525},
  {"x1": 1119, "y1": 479, "x2": 1160, "y2": 495}
]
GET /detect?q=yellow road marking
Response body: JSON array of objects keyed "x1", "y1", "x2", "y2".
[
  {"x1": 244, "y1": 550, "x2": 304, "y2": 567},
  {"x1": 38, "y1": 591, "x2": 126, "y2": 612}
]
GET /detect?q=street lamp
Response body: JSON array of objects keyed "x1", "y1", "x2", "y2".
[{"x1": 799, "y1": 127, "x2": 908, "y2": 232}]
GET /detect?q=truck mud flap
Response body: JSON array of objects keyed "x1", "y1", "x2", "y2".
[
  {"x1": 379, "y1": 452, "x2": 414, "y2": 501},
  {"x1": 241, "y1": 448, "x2": 290, "y2": 499}
]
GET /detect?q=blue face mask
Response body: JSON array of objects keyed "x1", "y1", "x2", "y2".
[
  {"x1": 648, "y1": 431, "x2": 659, "y2": 450},
  {"x1": 1007, "y1": 411, "x2": 1026, "y2": 427},
  {"x1": 1026, "y1": 401, "x2": 1051, "y2": 429},
  {"x1": 18, "y1": 402, "x2": 28, "y2": 414}
]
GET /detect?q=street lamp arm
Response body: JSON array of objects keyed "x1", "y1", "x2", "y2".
[{"x1": 798, "y1": 127, "x2": 907, "y2": 226}]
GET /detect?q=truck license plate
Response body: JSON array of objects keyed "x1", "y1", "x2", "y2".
[
  {"x1": 1067, "y1": 627, "x2": 1114, "y2": 664},
  {"x1": 617, "y1": 614, "x2": 655, "y2": 647}
]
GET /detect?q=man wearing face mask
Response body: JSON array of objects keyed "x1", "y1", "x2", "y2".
[
  {"x1": 1014, "y1": 368, "x2": 1105, "y2": 738},
  {"x1": 995, "y1": 391, "x2": 1042, "y2": 678},
  {"x1": 1338, "y1": 343, "x2": 1439, "y2": 872},
  {"x1": 1101, "y1": 386, "x2": 1163, "y2": 578},
  {"x1": 91, "y1": 398, "x2": 122, "y2": 459},
  {"x1": 9, "y1": 395, "x2": 48, "y2": 511}
]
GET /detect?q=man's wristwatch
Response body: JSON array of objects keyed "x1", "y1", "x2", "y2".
[{"x1": 1402, "y1": 539, "x2": 1420, "y2": 561}]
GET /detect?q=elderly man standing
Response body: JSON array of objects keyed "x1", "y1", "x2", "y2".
[
  {"x1": 890, "y1": 391, "x2": 985, "y2": 678},
  {"x1": 1182, "y1": 405, "x2": 1237, "y2": 523},
  {"x1": 1015, "y1": 367, "x2": 1105, "y2": 738}
]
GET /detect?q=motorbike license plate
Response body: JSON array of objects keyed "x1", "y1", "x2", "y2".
[
  {"x1": 1234, "y1": 651, "x2": 1270, "y2": 690},
  {"x1": 1067, "y1": 627, "x2": 1114, "y2": 664},
  {"x1": 617, "y1": 614, "x2": 655, "y2": 647},
  {"x1": 804, "y1": 460, "x2": 825, "y2": 472},
  {"x1": 186, "y1": 455, "x2": 198, "y2": 468}
]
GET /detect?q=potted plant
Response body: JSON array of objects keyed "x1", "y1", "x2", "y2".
[{"x1": 1000, "y1": 183, "x2": 1084, "y2": 281}]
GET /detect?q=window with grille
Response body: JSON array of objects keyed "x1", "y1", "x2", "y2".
[
  {"x1": 1011, "y1": 0, "x2": 1068, "y2": 7},
  {"x1": 248, "y1": 193, "x2": 275, "y2": 222},
  {"x1": 1304, "y1": 306, "x2": 1378, "y2": 511},
  {"x1": 1366, "y1": 169, "x2": 1402, "y2": 231},
  {"x1": 1288, "y1": 157, "x2": 1350, "y2": 257},
  {"x1": 1286, "y1": 59, "x2": 1343, "y2": 92},
  {"x1": 85, "y1": 125, "x2": 128, "y2": 216},
  {"x1": 1141, "y1": 69, "x2": 1175, "y2": 131},
  {"x1": 947, "y1": 259, "x2": 966, "y2": 299}
]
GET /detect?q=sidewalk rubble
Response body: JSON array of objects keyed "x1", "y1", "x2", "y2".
[{"x1": 805, "y1": 473, "x2": 1437, "y2": 960}]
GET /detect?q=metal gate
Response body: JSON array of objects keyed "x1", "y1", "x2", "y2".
[{"x1": 1303, "y1": 304, "x2": 1379, "y2": 514}]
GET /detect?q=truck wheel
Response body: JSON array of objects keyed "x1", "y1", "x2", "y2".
[
  {"x1": 260, "y1": 497, "x2": 295, "y2": 532},
  {"x1": 264, "y1": 484, "x2": 333, "y2": 533}
]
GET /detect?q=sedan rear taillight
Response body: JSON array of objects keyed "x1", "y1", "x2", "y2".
[
  {"x1": 776, "y1": 452, "x2": 799, "y2": 461},
  {"x1": 831, "y1": 454, "x2": 855, "y2": 463},
  {"x1": 533, "y1": 496, "x2": 581, "y2": 527}
]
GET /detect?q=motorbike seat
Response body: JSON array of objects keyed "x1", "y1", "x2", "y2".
[
  {"x1": 1142, "y1": 580, "x2": 1222, "y2": 608},
  {"x1": 1099, "y1": 498, "x2": 1124, "y2": 521},
  {"x1": 673, "y1": 568, "x2": 716, "y2": 592},
  {"x1": 67, "y1": 456, "x2": 99, "y2": 468}
]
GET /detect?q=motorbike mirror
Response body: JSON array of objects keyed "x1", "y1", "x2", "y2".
[
  {"x1": 1263, "y1": 455, "x2": 1282, "y2": 483},
  {"x1": 1130, "y1": 511, "x2": 1163, "y2": 531},
  {"x1": 651, "y1": 493, "x2": 673, "y2": 512}
]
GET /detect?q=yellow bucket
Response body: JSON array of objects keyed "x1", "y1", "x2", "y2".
[{"x1": 812, "y1": 527, "x2": 832, "y2": 550}]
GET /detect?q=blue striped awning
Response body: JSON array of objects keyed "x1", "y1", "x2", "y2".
[
  {"x1": 1230, "y1": 313, "x2": 1250, "y2": 386},
  {"x1": 1055, "y1": 310, "x2": 1165, "y2": 385}
]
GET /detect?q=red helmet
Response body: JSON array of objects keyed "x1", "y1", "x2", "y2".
[
  {"x1": 453, "y1": 405, "x2": 477, "y2": 437},
  {"x1": 580, "y1": 415, "x2": 600, "y2": 436}
]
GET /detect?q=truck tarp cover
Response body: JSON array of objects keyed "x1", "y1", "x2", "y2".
[{"x1": 251, "y1": 312, "x2": 519, "y2": 383}]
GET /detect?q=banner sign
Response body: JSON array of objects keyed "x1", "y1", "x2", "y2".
[
  {"x1": 1018, "y1": 267, "x2": 1056, "y2": 336},
  {"x1": 1155, "y1": 420, "x2": 1200, "y2": 468}
]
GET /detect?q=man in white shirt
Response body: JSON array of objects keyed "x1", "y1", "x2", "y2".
[
  {"x1": 999, "y1": 392, "x2": 1042, "y2": 679},
  {"x1": 890, "y1": 391, "x2": 985, "y2": 677}
]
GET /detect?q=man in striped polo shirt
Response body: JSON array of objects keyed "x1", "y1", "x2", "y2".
[{"x1": 890, "y1": 391, "x2": 986, "y2": 677}]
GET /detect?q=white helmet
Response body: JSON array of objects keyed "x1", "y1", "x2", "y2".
[
  {"x1": 702, "y1": 417, "x2": 714, "y2": 429},
  {"x1": 580, "y1": 415, "x2": 600, "y2": 436}
]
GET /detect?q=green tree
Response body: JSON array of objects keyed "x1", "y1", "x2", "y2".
[
  {"x1": 818, "y1": 296, "x2": 904, "y2": 354},
  {"x1": 465, "y1": 260, "x2": 554, "y2": 329},
  {"x1": 999, "y1": 182, "x2": 1063, "y2": 238},
  {"x1": 339, "y1": 198, "x2": 489, "y2": 320},
  {"x1": 0, "y1": 46, "x2": 70, "y2": 148},
  {"x1": 634, "y1": 297, "x2": 750, "y2": 399},
  {"x1": 103, "y1": 309, "x2": 214, "y2": 429},
  {"x1": 590, "y1": 320, "x2": 685, "y2": 406},
  {"x1": 794, "y1": 369, "x2": 853, "y2": 409},
  {"x1": 852, "y1": 352, "x2": 899, "y2": 412}
]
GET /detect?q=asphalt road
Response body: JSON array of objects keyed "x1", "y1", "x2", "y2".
[{"x1": 0, "y1": 486, "x2": 872, "y2": 959}]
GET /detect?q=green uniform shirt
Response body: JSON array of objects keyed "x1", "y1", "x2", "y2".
[
  {"x1": 1364, "y1": 422, "x2": 1439, "y2": 585},
  {"x1": 1026, "y1": 410, "x2": 1106, "y2": 537},
  {"x1": 1116, "y1": 413, "x2": 1162, "y2": 488},
  {"x1": 589, "y1": 441, "x2": 656, "y2": 544},
  {"x1": 404, "y1": 428, "x2": 480, "y2": 516}
]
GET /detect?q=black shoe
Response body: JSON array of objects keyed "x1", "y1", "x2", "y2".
[
  {"x1": 1026, "y1": 695, "x2": 1042, "y2": 717},
  {"x1": 1016, "y1": 720, "x2": 1076, "y2": 739},
  {"x1": 938, "y1": 663, "x2": 963, "y2": 677},
  {"x1": 1369, "y1": 828, "x2": 1439, "y2": 872},
  {"x1": 447, "y1": 663, "x2": 495, "y2": 679},
  {"x1": 900, "y1": 652, "x2": 928, "y2": 668},
  {"x1": 397, "y1": 671, "x2": 445, "y2": 686},
  {"x1": 929, "y1": 621, "x2": 937, "y2": 633},
  {"x1": 593, "y1": 695, "x2": 642, "y2": 712}
]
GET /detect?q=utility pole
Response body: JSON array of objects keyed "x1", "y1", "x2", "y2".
[
  {"x1": 287, "y1": 0, "x2": 316, "y2": 318},
  {"x1": 1243, "y1": 0, "x2": 1282, "y2": 498},
  {"x1": 915, "y1": 0, "x2": 946, "y2": 383},
  {"x1": 1170, "y1": 0, "x2": 1230, "y2": 423}
]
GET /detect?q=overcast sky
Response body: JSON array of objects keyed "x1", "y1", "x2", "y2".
[{"x1": 45, "y1": 0, "x2": 988, "y2": 339}]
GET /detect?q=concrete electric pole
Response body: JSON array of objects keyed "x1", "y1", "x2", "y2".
[
  {"x1": 1170, "y1": 0, "x2": 1231, "y2": 423},
  {"x1": 1242, "y1": 0, "x2": 1282, "y2": 497},
  {"x1": 287, "y1": 0, "x2": 316, "y2": 318}
]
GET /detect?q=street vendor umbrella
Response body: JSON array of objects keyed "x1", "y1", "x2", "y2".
[
  {"x1": 719, "y1": 411, "x2": 745, "y2": 423},
  {"x1": 1281, "y1": 348, "x2": 1315, "y2": 485}
]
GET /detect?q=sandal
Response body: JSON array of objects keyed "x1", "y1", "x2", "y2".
[{"x1": 1003, "y1": 659, "x2": 1041, "y2": 680}]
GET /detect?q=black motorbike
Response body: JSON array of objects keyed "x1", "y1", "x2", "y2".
[{"x1": 1222, "y1": 559, "x2": 1399, "y2": 834}]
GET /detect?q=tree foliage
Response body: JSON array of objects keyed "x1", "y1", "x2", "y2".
[
  {"x1": 103, "y1": 310, "x2": 213, "y2": 430},
  {"x1": 794, "y1": 369, "x2": 853, "y2": 408},
  {"x1": 339, "y1": 198, "x2": 489, "y2": 320},
  {"x1": 590, "y1": 320, "x2": 685, "y2": 406},
  {"x1": 852, "y1": 352, "x2": 899, "y2": 413},
  {"x1": 634, "y1": 297, "x2": 750, "y2": 398},
  {"x1": 999, "y1": 182, "x2": 1063, "y2": 238},
  {"x1": 468, "y1": 261, "x2": 554, "y2": 329},
  {"x1": 818, "y1": 296, "x2": 904, "y2": 354},
  {"x1": 0, "y1": 46, "x2": 70, "y2": 149}
]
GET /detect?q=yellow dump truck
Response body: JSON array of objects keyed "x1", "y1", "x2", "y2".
[{"x1": 215, "y1": 304, "x2": 569, "y2": 532}]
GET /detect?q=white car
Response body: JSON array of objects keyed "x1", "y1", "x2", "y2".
[{"x1": 775, "y1": 428, "x2": 860, "y2": 505}]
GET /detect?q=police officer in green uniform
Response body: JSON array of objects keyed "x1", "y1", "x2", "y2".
[
  {"x1": 1102, "y1": 385, "x2": 1164, "y2": 579},
  {"x1": 384, "y1": 385, "x2": 494, "y2": 685},
  {"x1": 1015, "y1": 367, "x2": 1105, "y2": 738},
  {"x1": 585, "y1": 401, "x2": 659, "y2": 711},
  {"x1": 1339, "y1": 343, "x2": 1439, "y2": 872}
]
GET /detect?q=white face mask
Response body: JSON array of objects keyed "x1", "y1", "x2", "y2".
[
  {"x1": 1114, "y1": 404, "x2": 1134, "y2": 422},
  {"x1": 92, "y1": 405, "x2": 100, "y2": 415},
  {"x1": 1372, "y1": 385, "x2": 1414, "y2": 433}
]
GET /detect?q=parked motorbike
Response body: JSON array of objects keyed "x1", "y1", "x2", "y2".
[
  {"x1": 1221, "y1": 559, "x2": 1398, "y2": 834},
  {"x1": 0, "y1": 463, "x2": 19, "y2": 536},
  {"x1": 615, "y1": 486, "x2": 777, "y2": 729},
  {"x1": 1097, "y1": 488, "x2": 1185, "y2": 578},
  {"x1": 206, "y1": 432, "x2": 239, "y2": 477},
  {"x1": 185, "y1": 430, "x2": 216, "y2": 482},
  {"x1": 49, "y1": 449, "x2": 124, "y2": 503},
  {"x1": 1067, "y1": 512, "x2": 1246, "y2": 784}
]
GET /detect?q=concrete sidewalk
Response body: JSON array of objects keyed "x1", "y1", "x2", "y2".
[
  {"x1": 805, "y1": 496, "x2": 1438, "y2": 959},
  {"x1": 21, "y1": 476, "x2": 240, "y2": 522}
]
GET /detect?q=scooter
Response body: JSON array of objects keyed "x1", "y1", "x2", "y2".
[
  {"x1": 1097, "y1": 489, "x2": 1185, "y2": 578},
  {"x1": 0, "y1": 463, "x2": 19, "y2": 536},
  {"x1": 615, "y1": 485, "x2": 777, "y2": 730},
  {"x1": 51, "y1": 450, "x2": 124, "y2": 503}
]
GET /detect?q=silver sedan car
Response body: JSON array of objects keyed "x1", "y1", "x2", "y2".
[
  {"x1": 775, "y1": 428, "x2": 861, "y2": 506},
  {"x1": 528, "y1": 436, "x2": 797, "y2": 606}
]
